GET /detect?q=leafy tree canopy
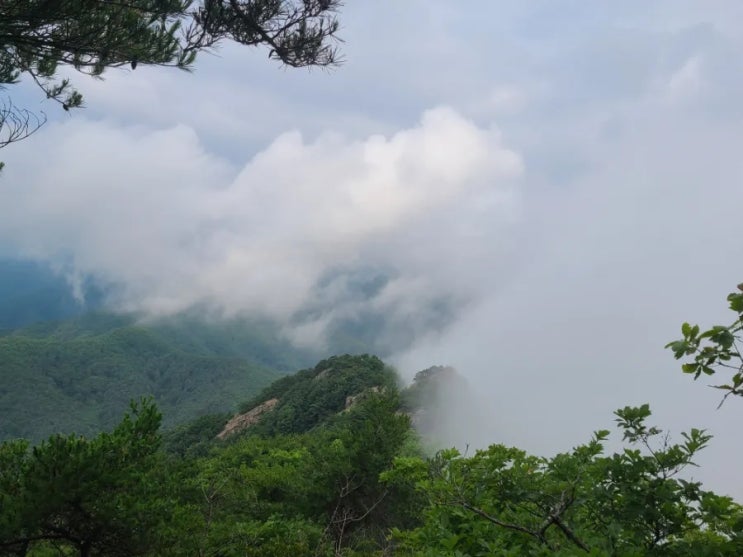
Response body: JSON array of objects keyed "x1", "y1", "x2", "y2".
[
  {"x1": 384, "y1": 404, "x2": 743, "y2": 556},
  {"x1": 667, "y1": 283, "x2": 743, "y2": 406}
]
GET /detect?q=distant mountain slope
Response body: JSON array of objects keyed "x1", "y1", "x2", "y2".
[
  {"x1": 0, "y1": 258, "x2": 103, "y2": 330},
  {"x1": 0, "y1": 312, "x2": 320, "y2": 442},
  {"x1": 163, "y1": 353, "x2": 402, "y2": 457},
  {"x1": 231, "y1": 353, "x2": 399, "y2": 437},
  {"x1": 164, "y1": 357, "x2": 477, "y2": 459}
]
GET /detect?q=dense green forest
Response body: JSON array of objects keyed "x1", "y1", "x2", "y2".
[
  {"x1": 2, "y1": 347, "x2": 743, "y2": 556},
  {"x1": 0, "y1": 312, "x2": 320, "y2": 441},
  {"x1": 2, "y1": 286, "x2": 743, "y2": 555}
]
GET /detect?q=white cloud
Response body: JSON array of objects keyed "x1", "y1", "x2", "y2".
[
  {"x1": 0, "y1": 107, "x2": 522, "y2": 330},
  {"x1": 666, "y1": 55, "x2": 704, "y2": 102}
]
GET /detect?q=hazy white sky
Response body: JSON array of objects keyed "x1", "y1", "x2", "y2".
[{"x1": 2, "y1": 1, "x2": 743, "y2": 496}]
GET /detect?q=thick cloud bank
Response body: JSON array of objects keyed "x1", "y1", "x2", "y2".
[{"x1": 0, "y1": 108, "x2": 522, "y2": 346}]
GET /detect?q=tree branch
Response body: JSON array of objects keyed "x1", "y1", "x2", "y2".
[{"x1": 460, "y1": 502, "x2": 541, "y2": 539}]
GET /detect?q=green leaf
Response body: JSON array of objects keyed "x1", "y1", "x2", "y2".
[
  {"x1": 593, "y1": 429, "x2": 610, "y2": 441},
  {"x1": 681, "y1": 363, "x2": 698, "y2": 374},
  {"x1": 716, "y1": 329, "x2": 735, "y2": 350},
  {"x1": 727, "y1": 292, "x2": 743, "y2": 313},
  {"x1": 665, "y1": 340, "x2": 689, "y2": 359}
]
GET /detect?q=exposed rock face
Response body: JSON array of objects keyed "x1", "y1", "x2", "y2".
[
  {"x1": 217, "y1": 398, "x2": 279, "y2": 439},
  {"x1": 344, "y1": 385, "x2": 382, "y2": 410},
  {"x1": 313, "y1": 367, "x2": 333, "y2": 381}
]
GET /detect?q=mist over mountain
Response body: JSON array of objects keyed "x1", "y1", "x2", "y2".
[
  {"x1": 0, "y1": 258, "x2": 104, "y2": 330},
  {"x1": 0, "y1": 261, "x2": 456, "y2": 442},
  {"x1": 0, "y1": 108, "x2": 520, "y2": 351}
]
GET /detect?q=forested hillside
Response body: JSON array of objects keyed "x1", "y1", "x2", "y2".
[
  {"x1": 2, "y1": 353, "x2": 742, "y2": 556},
  {"x1": 0, "y1": 312, "x2": 319, "y2": 441}
]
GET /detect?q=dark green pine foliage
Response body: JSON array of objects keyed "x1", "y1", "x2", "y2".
[
  {"x1": 0, "y1": 0, "x2": 341, "y2": 158},
  {"x1": 0, "y1": 0, "x2": 341, "y2": 109},
  {"x1": 0, "y1": 399, "x2": 167, "y2": 556}
]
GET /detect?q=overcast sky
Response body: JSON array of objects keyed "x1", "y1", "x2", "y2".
[{"x1": 2, "y1": 1, "x2": 743, "y2": 496}]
